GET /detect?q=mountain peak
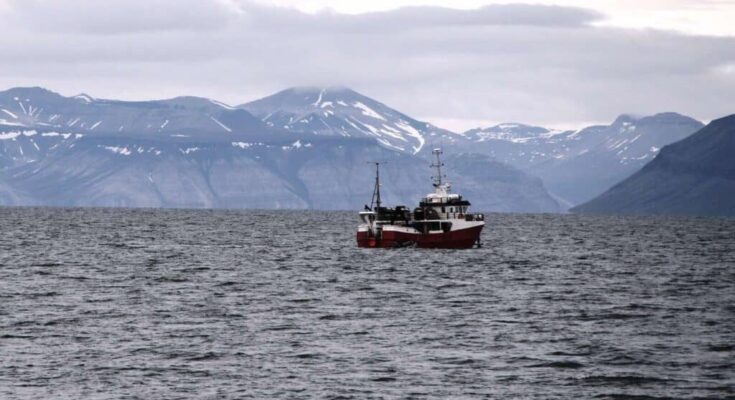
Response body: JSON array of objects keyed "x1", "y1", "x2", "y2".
[
  {"x1": 3, "y1": 86, "x2": 57, "y2": 94},
  {"x1": 73, "y1": 93, "x2": 95, "y2": 103},
  {"x1": 285, "y1": 85, "x2": 355, "y2": 94},
  {"x1": 463, "y1": 122, "x2": 551, "y2": 142},
  {"x1": 611, "y1": 114, "x2": 639, "y2": 126},
  {"x1": 1, "y1": 86, "x2": 64, "y2": 101},
  {"x1": 488, "y1": 122, "x2": 549, "y2": 132},
  {"x1": 254, "y1": 86, "x2": 374, "y2": 110},
  {"x1": 241, "y1": 86, "x2": 460, "y2": 154},
  {"x1": 639, "y1": 112, "x2": 702, "y2": 126}
]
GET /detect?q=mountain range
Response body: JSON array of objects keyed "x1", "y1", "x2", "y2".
[
  {"x1": 572, "y1": 114, "x2": 735, "y2": 216},
  {"x1": 0, "y1": 87, "x2": 559, "y2": 212},
  {"x1": 0, "y1": 85, "x2": 721, "y2": 214},
  {"x1": 457, "y1": 113, "x2": 704, "y2": 205}
]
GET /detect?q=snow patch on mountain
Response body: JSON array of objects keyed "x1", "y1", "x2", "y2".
[
  {"x1": 101, "y1": 145, "x2": 131, "y2": 156},
  {"x1": 210, "y1": 116, "x2": 232, "y2": 132},
  {"x1": 353, "y1": 101, "x2": 386, "y2": 121},
  {"x1": 2, "y1": 109, "x2": 18, "y2": 119},
  {"x1": 74, "y1": 94, "x2": 94, "y2": 103},
  {"x1": 209, "y1": 99, "x2": 235, "y2": 110},
  {"x1": 180, "y1": 147, "x2": 201, "y2": 154}
]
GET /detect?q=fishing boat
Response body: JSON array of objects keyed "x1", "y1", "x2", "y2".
[{"x1": 356, "y1": 149, "x2": 484, "y2": 249}]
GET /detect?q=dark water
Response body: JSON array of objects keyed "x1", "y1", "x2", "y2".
[{"x1": 1, "y1": 208, "x2": 734, "y2": 399}]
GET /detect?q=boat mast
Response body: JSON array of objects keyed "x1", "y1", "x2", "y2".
[
  {"x1": 431, "y1": 148, "x2": 445, "y2": 188},
  {"x1": 370, "y1": 162, "x2": 382, "y2": 210}
]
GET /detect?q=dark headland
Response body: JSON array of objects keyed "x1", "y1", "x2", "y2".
[{"x1": 572, "y1": 114, "x2": 735, "y2": 217}]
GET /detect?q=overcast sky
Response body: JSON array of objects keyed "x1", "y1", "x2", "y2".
[{"x1": 1, "y1": 0, "x2": 734, "y2": 131}]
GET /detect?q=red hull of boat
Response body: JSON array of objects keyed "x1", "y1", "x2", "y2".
[{"x1": 356, "y1": 225, "x2": 483, "y2": 249}]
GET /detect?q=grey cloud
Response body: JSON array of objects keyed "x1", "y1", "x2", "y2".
[
  {"x1": 0, "y1": 0, "x2": 733, "y2": 129},
  {"x1": 4, "y1": 0, "x2": 233, "y2": 34},
  {"x1": 237, "y1": 3, "x2": 603, "y2": 32}
]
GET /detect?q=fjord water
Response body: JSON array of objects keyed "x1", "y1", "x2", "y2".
[{"x1": 1, "y1": 208, "x2": 733, "y2": 399}]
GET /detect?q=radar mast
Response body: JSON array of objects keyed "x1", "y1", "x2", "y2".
[{"x1": 431, "y1": 148, "x2": 450, "y2": 194}]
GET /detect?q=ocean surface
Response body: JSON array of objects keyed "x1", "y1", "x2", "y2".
[{"x1": 0, "y1": 207, "x2": 733, "y2": 399}]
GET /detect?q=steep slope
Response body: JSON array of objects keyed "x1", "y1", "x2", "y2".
[
  {"x1": 572, "y1": 114, "x2": 735, "y2": 216},
  {"x1": 241, "y1": 87, "x2": 462, "y2": 154},
  {"x1": 461, "y1": 113, "x2": 704, "y2": 205}
]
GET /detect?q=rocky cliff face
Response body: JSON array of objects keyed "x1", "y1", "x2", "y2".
[{"x1": 572, "y1": 114, "x2": 735, "y2": 216}]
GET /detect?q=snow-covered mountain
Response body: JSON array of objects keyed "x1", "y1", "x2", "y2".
[
  {"x1": 465, "y1": 123, "x2": 558, "y2": 142},
  {"x1": 0, "y1": 87, "x2": 562, "y2": 212},
  {"x1": 0, "y1": 86, "x2": 285, "y2": 168},
  {"x1": 241, "y1": 87, "x2": 461, "y2": 155},
  {"x1": 462, "y1": 123, "x2": 574, "y2": 168},
  {"x1": 0, "y1": 87, "x2": 267, "y2": 136},
  {"x1": 460, "y1": 113, "x2": 704, "y2": 205}
]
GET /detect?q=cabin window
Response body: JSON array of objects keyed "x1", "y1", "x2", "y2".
[{"x1": 441, "y1": 206, "x2": 445, "y2": 213}]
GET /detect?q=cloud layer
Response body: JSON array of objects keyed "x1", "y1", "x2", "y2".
[{"x1": 0, "y1": 0, "x2": 733, "y2": 130}]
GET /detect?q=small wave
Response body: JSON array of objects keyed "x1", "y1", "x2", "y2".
[
  {"x1": 0, "y1": 334, "x2": 33, "y2": 339},
  {"x1": 447, "y1": 358, "x2": 477, "y2": 365},
  {"x1": 581, "y1": 375, "x2": 673, "y2": 386},
  {"x1": 578, "y1": 313, "x2": 651, "y2": 321},
  {"x1": 549, "y1": 350, "x2": 593, "y2": 356},
  {"x1": 32, "y1": 262, "x2": 63, "y2": 267},
  {"x1": 186, "y1": 352, "x2": 221, "y2": 362},
  {"x1": 594, "y1": 394, "x2": 672, "y2": 400},
  {"x1": 289, "y1": 298, "x2": 319, "y2": 303},
  {"x1": 154, "y1": 276, "x2": 189, "y2": 283},
  {"x1": 263, "y1": 324, "x2": 297, "y2": 332},
  {"x1": 294, "y1": 353, "x2": 319, "y2": 359},
  {"x1": 29, "y1": 291, "x2": 60, "y2": 297},
  {"x1": 59, "y1": 275, "x2": 89, "y2": 281},
  {"x1": 707, "y1": 344, "x2": 733, "y2": 352},
  {"x1": 43, "y1": 318, "x2": 79, "y2": 326},
  {"x1": 529, "y1": 361, "x2": 585, "y2": 369}
]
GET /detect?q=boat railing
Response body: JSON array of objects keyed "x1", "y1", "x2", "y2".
[{"x1": 464, "y1": 213, "x2": 485, "y2": 222}]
